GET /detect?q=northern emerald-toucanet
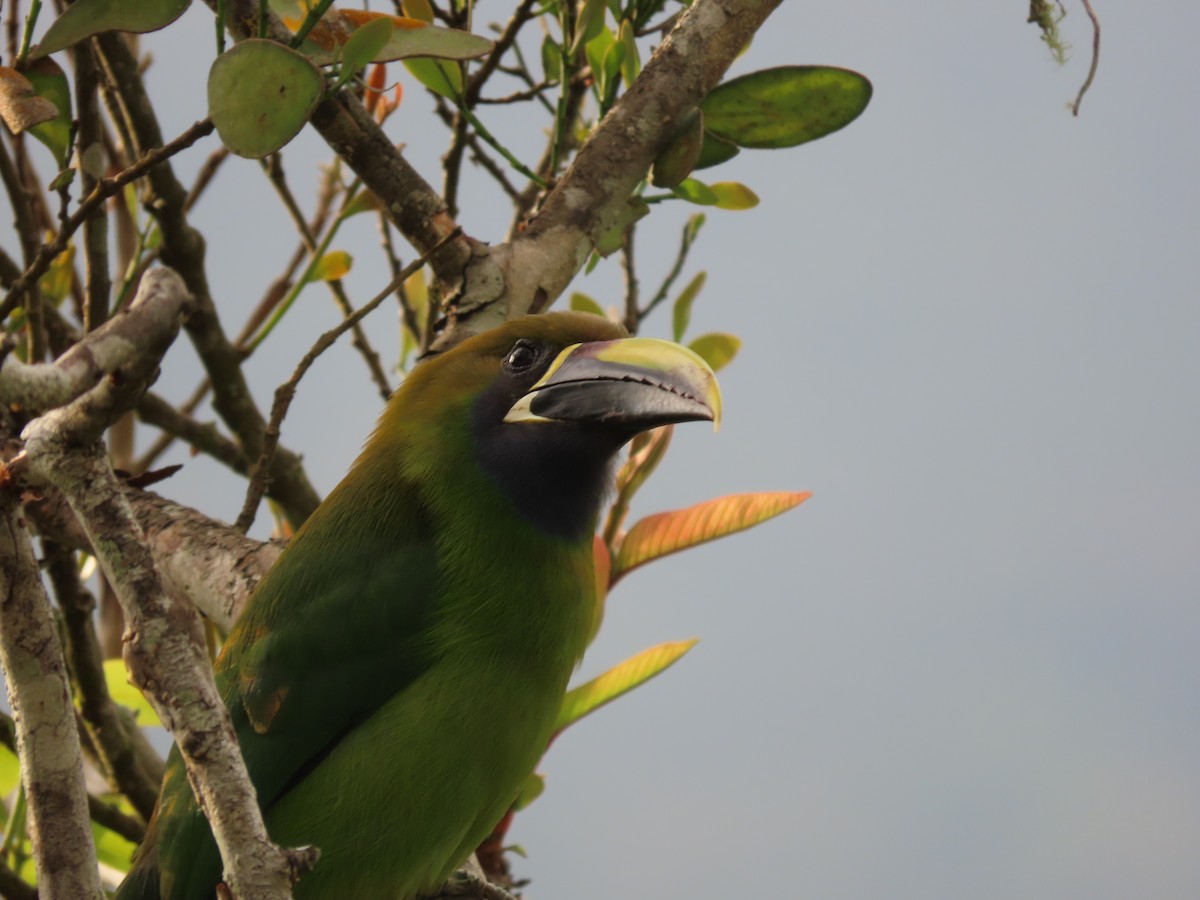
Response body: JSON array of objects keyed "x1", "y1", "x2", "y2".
[{"x1": 115, "y1": 312, "x2": 721, "y2": 899}]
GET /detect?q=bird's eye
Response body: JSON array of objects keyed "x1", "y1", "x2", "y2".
[{"x1": 504, "y1": 340, "x2": 539, "y2": 373}]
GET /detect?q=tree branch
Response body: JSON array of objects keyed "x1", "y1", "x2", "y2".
[
  {"x1": 434, "y1": 0, "x2": 784, "y2": 346},
  {"x1": 19, "y1": 275, "x2": 315, "y2": 898},
  {"x1": 0, "y1": 499, "x2": 103, "y2": 899}
]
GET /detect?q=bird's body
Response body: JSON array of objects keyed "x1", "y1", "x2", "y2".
[{"x1": 117, "y1": 313, "x2": 719, "y2": 900}]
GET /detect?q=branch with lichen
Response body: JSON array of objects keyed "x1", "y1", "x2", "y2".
[{"x1": 17, "y1": 268, "x2": 314, "y2": 899}]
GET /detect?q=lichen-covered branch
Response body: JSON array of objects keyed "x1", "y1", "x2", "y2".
[
  {"x1": 19, "y1": 274, "x2": 314, "y2": 898},
  {"x1": 436, "y1": 0, "x2": 784, "y2": 346},
  {"x1": 0, "y1": 500, "x2": 103, "y2": 899}
]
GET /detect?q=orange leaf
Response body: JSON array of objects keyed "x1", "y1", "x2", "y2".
[
  {"x1": 611, "y1": 491, "x2": 810, "y2": 584},
  {"x1": 588, "y1": 535, "x2": 610, "y2": 644}
]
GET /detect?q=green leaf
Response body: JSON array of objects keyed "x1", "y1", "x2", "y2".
[
  {"x1": 671, "y1": 177, "x2": 718, "y2": 206},
  {"x1": 208, "y1": 39, "x2": 324, "y2": 159},
  {"x1": 650, "y1": 108, "x2": 703, "y2": 189},
  {"x1": 333, "y1": 16, "x2": 393, "y2": 91},
  {"x1": 32, "y1": 0, "x2": 190, "y2": 60},
  {"x1": 612, "y1": 491, "x2": 810, "y2": 583},
  {"x1": 513, "y1": 772, "x2": 545, "y2": 811},
  {"x1": 402, "y1": 57, "x2": 462, "y2": 100},
  {"x1": 0, "y1": 745, "x2": 20, "y2": 796},
  {"x1": 24, "y1": 59, "x2": 72, "y2": 166},
  {"x1": 683, "y1": 213, "x2": 706, "y2": 244},
  {"x1": 688, "y1": 332, "x2": 741, "y2": 372},
  {"x1": 671, "y1": 271, "x2": 705, "y2": 341},
  {"x1": 103, "y1": 659, "x2": 163, "y2": 728},
  {"x1": 541, "y1": 35, "x2": 562, "y2": 83},
  {"x1": 618, "y1": 19, "x2": 640, "y2": 88},
  {"x1": 694, "y1": 130, "x2": 740, "y2": 170},
  {"x1": 584, "y1": 27, "x2": 615, "y2": 97},
  {"x1": 710, "y1": 181, "x2": 759, "y2": 210},
  {"x1": 554, "y1": 639, "x2": 698, "y2": 734},
  {"x1": 569, "y1": 292, "x2": 604, "y2": 317},
  {"x1": 571, "y1": 0, "x2": 608, "y2": 55},
  {"x1": 701, "y1": 65, "x2": 872, "y2": 149},
  {"x1": 92, "y1": 811, "x2": 137, "y2": 871}
]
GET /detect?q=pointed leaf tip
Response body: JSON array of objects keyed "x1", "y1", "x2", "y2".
[
  {"x1": 554, "y1": 639, "x2": 699, "y2": 735},
  {"x1": 612, "y1": 491, "x2": 810, "y2": 583}
]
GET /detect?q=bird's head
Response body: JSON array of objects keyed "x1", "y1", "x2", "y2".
[{"x1": 378, "y1": 312, "x2": 721, "y2": 539}]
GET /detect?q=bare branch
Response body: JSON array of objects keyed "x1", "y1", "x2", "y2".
[{"x1": 1072, "y1": 0, "x2": 1101, "y2": 116}]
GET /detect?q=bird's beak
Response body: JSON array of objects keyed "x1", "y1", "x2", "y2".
[{"x1": 504, "y1": 337, "x2": 722, "y2": 431}]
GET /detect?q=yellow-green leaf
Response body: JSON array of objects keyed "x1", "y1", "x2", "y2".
[
  {"x1": 569, "y1": 292, "x2": 604, "y2": 317},
  {"x1": 513, "y1": 771, "x2": 545, "y2": 811},
  {"x1": 311, "y1": 250, "x2": 352, "y2": 281},
  {"x1": 588, "y1": 535, "x2": 610, "y2": 644},
  {"x1": 612, "y1": 491, "x2": 811, "y2": 583},
  {"x1": 613, "y1": 424, "x2": 672, "y2": 515},
  {"x1": 688, "y1": 332, "x2": 740, "y2": 372},
  {"x1": 31, "y1": 0, "x2": 190, "y2": 60},
  {"x1": 710, "y1": 181, "x2": 759, "y2": 210},
  {"x1": 341, "y1": 188, "x2": 380, "y2": 217},
  {"x1": 554, "y1": 639, "x2": 698, "y2": 734},
  {"x1": 0, "y1": 744, "x2": 20, "y2": 796},
  {"x1": 92, "y1": 808, "x2": 137, "y2": 870},
  {"x1": 400, "y1": 0, "x2": 434, "y2": 23},
  {"x1": 671, "y1": 271, "x2": 706, "y2": 341},
  {"x1": 102, "y1": 659, "x2": 162, "y2": 727},
  {"x1": 671, "y1": 177, "x2": 718, "y2": 206},
  {"x1": 37, "y1": 239, "x2": 74, "y2": 304}
]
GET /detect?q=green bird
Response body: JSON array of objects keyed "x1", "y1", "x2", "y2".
[{"x1": 116, "y1": 312, "x2": 720, "y2": 900}]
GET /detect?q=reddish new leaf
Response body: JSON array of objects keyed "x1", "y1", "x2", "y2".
[{"x1": 611, "y1": 491, "x2": 810, "y2": 584}]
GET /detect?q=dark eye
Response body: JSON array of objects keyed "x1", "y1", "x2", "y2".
[{"x1": 504, "y1": 340, "x2": 539, "y2": 373}]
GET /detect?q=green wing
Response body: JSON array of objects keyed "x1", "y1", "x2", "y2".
[{"x1": 148, "y1": 498, "x2": 441, "y2": 900}]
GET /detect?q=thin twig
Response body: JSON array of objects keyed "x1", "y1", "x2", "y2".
[
  {"x1": 0, "y1": 118, "x2": 215, "y2": 323},
  {"x1": 234, "y1": 228, "x2": 462, "y2": 533},
  {"x1": 620, "y1": 224, "x2": 639, "y2": 332},
  {"x1": 261, "y1": 155, "x2": 392, "y2": 398},
  {"x1": 1071, "y1": 0, "x2": 1101, "y2": 116}
]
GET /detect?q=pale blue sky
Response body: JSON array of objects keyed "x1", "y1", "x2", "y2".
[{"x1": 13, "y1": 1, "x2": 1200, "y2": 897}]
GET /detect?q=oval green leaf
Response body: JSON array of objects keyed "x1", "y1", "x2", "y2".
[
  {"x1": 701, "y1": 65, "x2": 872, "y2": 149},
  {"x1": 208, "y1": 39, "x2": 324, "y2": 159},
  {"x1": 514, "y1": 771, "x2": 545, "y2": 811},
  {"x1": 612, "y1": 491, "x2": 811, "y2": 583},
  {"x1": 553, "y1": 639, "x2": 698, "y2": 734},
  {"x1": 688, "y1": 331, "x2": 741, "y2": 372},
  {"x1": 32, "y1": 0, "x2": 191, "y2": 60}
]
